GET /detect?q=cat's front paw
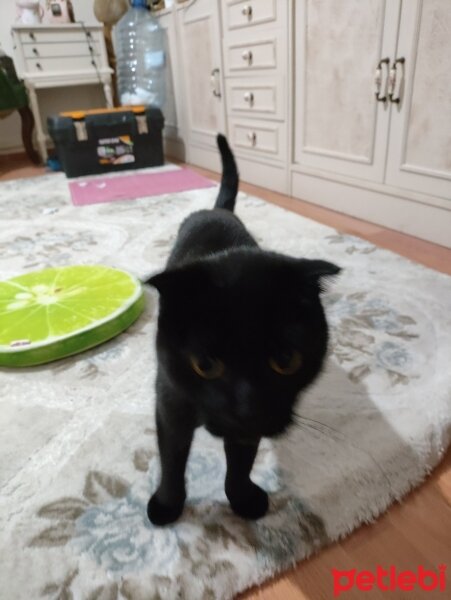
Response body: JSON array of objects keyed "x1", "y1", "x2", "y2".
[
  {"x1": 147, "y1": 493, "x2": 185, "y2": 526},
  {"x1": 227, "y1": 482, "x2": 269, "y2": 520}
]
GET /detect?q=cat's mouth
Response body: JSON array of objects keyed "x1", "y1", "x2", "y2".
[
  {"x1": 262, "y1": 423, "x2": 291, "y2": 438},
  {"x1": 205, "y1": 416, "x2": 292, "y2": 440}
]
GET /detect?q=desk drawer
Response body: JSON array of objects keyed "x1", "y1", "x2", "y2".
[
  {"x1": 225, "y1": 30, "x2": 282, "y2": 73},
  {"x1": 229, "y1": 117, "x2": 286, "y2": 161},
  {"x1": 25, "y1": 56, "x2": 100, "y2": 73},
  {"x1": 23, "y1": 42, "x2": 100, "y2": 59},
  {"x1": 226, "y1": 76, "x2": 284, "y2": 120},
  {"x1": 225, "y1": 0, "x2": 277, "y2": 31},
  {"x1": 19, "y1": 29, "x2": 100, "y2": 45}
]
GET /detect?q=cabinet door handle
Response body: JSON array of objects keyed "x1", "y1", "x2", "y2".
[
  {"x1": 243, "y1": 91, "x2": 254, "y2": 105},
  {"x1": 247, "y1": 132, "x2": 257, "y2": 146},
  {"x1": 241, "y1": 50, "x2": 253, "y2": 65},
  {"x1": 242, "y1": 5, "x2": 253, "y2": 18},
  {"x1": 374, "y1": 57, "x2": 389, "y2": 102},
  {"x1": 210, "y1": 68, "x2": 221, "y2": 98},
  {"x1": 389, "y1": 57, "x2": 405, "y2": 104}
]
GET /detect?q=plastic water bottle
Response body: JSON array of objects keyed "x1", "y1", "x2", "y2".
[{"x1": 115, "y1": 0, "x2": 166, "y2": 108}]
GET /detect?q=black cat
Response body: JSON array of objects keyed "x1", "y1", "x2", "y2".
[{"x1": 146, "y1": 135, "x2": 340, "y2": 526}]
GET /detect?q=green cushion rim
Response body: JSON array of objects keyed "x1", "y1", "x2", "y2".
[{"x1": 0, "y1": 290, "x2": 145, "y2": 368}]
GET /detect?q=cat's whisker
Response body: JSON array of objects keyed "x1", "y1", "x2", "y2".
[
  {"x1": 279, "y1": 434, "x2": 333, "y2": 475},
  {"x1": 299, "y1": 405, "x2": 408, "y2": 413},
  {"x1": 292, "y1": 414, "x2": 392, "y2": 492},
  {"x1": 296, "y1": 414, "x2": 352, "y2": 438}
]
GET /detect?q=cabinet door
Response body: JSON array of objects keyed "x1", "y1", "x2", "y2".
[
  {"x1": 385, "y1": 0, "x2": 451, "y2": 201},
  {"x1": 158, "y1": 10, "x2": 183, "y2": 142},
  {"x1": 294, "y1": 0, "x2": 400, "y2": 182},
  {"x1": 176, "y1": 0, "x2": 226, "y2": 154}
]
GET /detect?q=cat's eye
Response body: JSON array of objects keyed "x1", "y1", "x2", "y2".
[
  {"x1": 190, "y1": 355, "x2": 225, "y2": 380},
  {"x1": 269, "y1": 350, "x2": 302, "y2": 376}
]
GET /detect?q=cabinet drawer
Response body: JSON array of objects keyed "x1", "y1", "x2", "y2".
[
  {"x1": 225, "y1": 0, "x2": 277, "y2": 31},
  {"x1": 224, "y1": 29, "x2": 287, "y2": 75},
  {"x1": 23, "y1": 42, "x2": 100, "y2": 59},
  {"x1": 19, "y1": 29, "x2": 100, "y2": 45},
  {"x1": 227, "y1": 38, "x2": 276, "y2": 72},
  {"x1": 229, "y1": 118, "x2": 286, "y2": 161},
  {"x1": 25, "y1": 56, "x2": 100, "y2": 73},
  {"x1": 226, "y1": 77, "x2": 284, "y2": 120}
]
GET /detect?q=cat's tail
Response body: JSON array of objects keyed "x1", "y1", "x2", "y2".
[{"x1": 215, "y1": 134, "x2": 239, "y2": 212}]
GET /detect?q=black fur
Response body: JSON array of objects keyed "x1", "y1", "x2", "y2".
[
  {"x1": 146, "y1": 135, "x2": 340, "y2": 525},
  {"x1": 215, "y1": 133, "x2": 239, "y2": 211}
]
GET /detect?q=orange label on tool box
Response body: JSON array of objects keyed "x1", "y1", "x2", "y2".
[{"x1": 97, "y1": 135, "x2": 135, "y2": 166}]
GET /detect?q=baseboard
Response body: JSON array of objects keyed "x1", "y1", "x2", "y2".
[
  {"x1": 188, "y1": 144, "x2": 222, "y2": 173},
  {"x1": 163, "y1": 136, "x2": 186, "y2": 163},
  {"x1": 235, "y1": 155, "x2": 289, "y2": 194},
  {"x1": 291, "y1": 171, "x2": 451, "y2": 248},
  {"x1": 0, "y1": 147, "x2": 27, "y2": 159}
]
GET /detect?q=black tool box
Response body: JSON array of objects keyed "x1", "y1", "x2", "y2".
[{"x1": 47, "y1": 105, "x2": 164, "y2": 178}]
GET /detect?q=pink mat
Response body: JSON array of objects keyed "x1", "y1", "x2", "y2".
[{"x1": 69, "y1": 168, "x2": 216, "y2": 206}]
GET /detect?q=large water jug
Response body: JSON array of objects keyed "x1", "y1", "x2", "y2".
[{"x1": 115, "y1": 0, "x2": 166, "y2": 107}]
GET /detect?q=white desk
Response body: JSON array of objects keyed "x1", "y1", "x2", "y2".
[{"x1": 12, "y1": 23, "x2": 113, "y2": 162}]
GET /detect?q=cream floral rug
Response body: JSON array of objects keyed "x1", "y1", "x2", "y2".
[{"x1": 1, "y1": 173, "x2": 450, "y2": 600}]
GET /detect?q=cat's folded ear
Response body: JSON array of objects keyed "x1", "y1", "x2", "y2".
[
  {"x1": 146, "y1": 270, "x2": 170, "y2": 293},
  {"x1": 297, "y1": 259, "x2": 341, "y2": 292},
  {"x1": 146, "y1": 265, "x2": 207, "y2": 296},
  {"x1": 146, "y1": 269, "x2": 184, "y2": 295}
]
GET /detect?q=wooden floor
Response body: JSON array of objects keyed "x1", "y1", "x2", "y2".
[{"x1": 1, "y1": 155, "x2": 450, "y2": 599}]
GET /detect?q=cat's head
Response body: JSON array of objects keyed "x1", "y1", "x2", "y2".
[{"x1": 149, "y1": 249, "x2": 340, "y2": 441}]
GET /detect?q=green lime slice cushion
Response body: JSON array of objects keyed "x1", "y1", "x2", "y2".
[{"x1": 0, "y1": 265, "x2": 145, "y2": 367}]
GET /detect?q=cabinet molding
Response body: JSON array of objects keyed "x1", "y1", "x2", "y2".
[
  {"x1": 160, "y1": 0, "x2": 451, "y2": 244},
  {"x1": 291, "y1": 170, "x2": 451, "y2": 248},
  {"x1": 385, "y1": 0, "x2": 451, "y2": 200}
]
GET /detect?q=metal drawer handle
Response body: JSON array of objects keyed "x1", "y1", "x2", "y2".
[
  {"x1": 242, "y1": 5, "x2": 253, "y2": 18},
  {"x1": 29, "y1": 32, "x2": 35, "y2": 40},
  {"x1": 241, "y1": 50, "x2": 253, "y2": 65},
  {"x1": 244, "y1": 92, "x2": 254, "y2": 105},
  {"x1": 32, "y1": 47, "x2": 39, "y2": 56},
  {"x1": 374, "y1": 57, "x2": 389, "y2": 102},
  {"x1": 247, "y1": 132, "x2": 257, "y2": 146},
  {"x1": 210, "y1": 68, "x2": 221, "y2": 98},
  {"x1": 36, "y1": 62, "x2": 42, "y2": 70},
  {"x1": 389, "y1": 57, "x2": 405, "y2": 104}
]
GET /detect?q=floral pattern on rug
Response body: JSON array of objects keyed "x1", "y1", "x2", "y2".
[
  {"x1": 0, "y1": 173, "x2": 450, "y2": 600},
  {"x1": 326, "y1": 291, "x2": 418, "y2": 386},
  {"x1": 29, "y1": 427, "x2": 327, "y2": 599}
]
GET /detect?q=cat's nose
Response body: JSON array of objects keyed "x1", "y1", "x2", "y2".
[{"x1": 233, "y1": 381, "x2": 259, "y2": 420}]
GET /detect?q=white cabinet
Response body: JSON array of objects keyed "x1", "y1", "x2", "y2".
[
  {"x1": 385, "y1": 0, "x2": 451, "y2": 199},
  {"x1": 158, "y1": 0, "x2": 451, "y2": 246},
  {"x1": 157, "y1": 8, "x2": 186, "y2": 160},
  {"x1": 221, "y1": 0, "x2": 289, "y2": 192},
  {"x1": 294, "y1": 0, "x2": 400, "y2": 183},
  {"x1": 175, "y1": 0, "x2": 226, "y2": 170},
  {"x1": 12, "y1": 24, "x2": 113, "y2": 163},
  {"x1": 292, "y1": 0, "x2": 451, "y2": 246},
  {"x1": 294, "y1": 0, "x2": 451, "y2": 200}
]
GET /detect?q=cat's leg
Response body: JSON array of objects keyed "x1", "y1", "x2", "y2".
[
  {"x1": 147, "y1": 399, "x2": 195, "y2": 526},
  {"x1": 224, "y1": 438, "x2": 269, "y2": 520}
]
